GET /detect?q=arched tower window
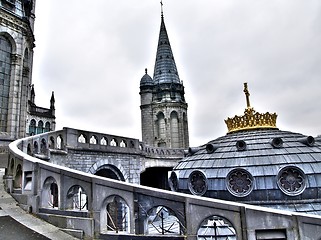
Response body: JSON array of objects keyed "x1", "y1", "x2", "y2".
[
  {"x1": 156, "y1": 112, "x2": 166, "y2": 144},
  {"x1": 37, "y1": 120, "x2": 44, "y2": 134},
  {"x1": 0, "y1": 36, "x2": 12, "y2": 132},
  {"x1": 170, "y1": 111, "x2": 179, "y2": 148},
  {"x1": 29, "y1": 119, "x2": 36, "y2": 135},
  {"x1": 45, "y1": 122, "x2": 50, "y2": 132},
  {"x1": 183, "y1": 112, "x2": 189, "y2": 148}
]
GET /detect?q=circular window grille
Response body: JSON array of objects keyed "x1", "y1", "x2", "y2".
[
  {"x1": 226, "y1": 169, "x2": 253, "y2": 197},
  {"x1": 169, "y1": 171, "x2": 178, "y2": 192},
  {"x1": 277, "y1": 166, "x2": 306, "y2": 196},
  {"x1": 188, "y1": 171, "x2": 207, "y2": 196}
]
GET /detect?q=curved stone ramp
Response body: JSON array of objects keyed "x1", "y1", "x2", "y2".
[{"x1": 0, "y1": 168, "x2": 78, "y2": 240}]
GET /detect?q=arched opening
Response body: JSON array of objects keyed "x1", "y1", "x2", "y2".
[
  {"x1": 42, "y1": 177, "x2": 59, "y2": 208},
  {"x1": 45, "y1": 122, "x2": 50, "y2": 132},
  {"x1": 27, "y1": 143, "x2": 31, "y2": 155},
  {"x1": 140, "y1": 167, "x2": 172, "y2": 190},
  {"x1": 29, "y1": 119, "x2": 36, "y2": 135},
  {"x1": 101, "y1": 195, "x2": 130, "y2": 234},
  {"x1": 66, "y1": 185, "x2": 88, "y2": 211},
  {"x1": 14, "y1": 164, "x2": 22, "y2": 189},
  {"x1": 40, "y1": 138, "x2": 47, "y2": 154},
  {"x1": 156, "y1": 112, "x2": 166, "y2": 147},
  {"x1": 33, "y1": 141, "x2": 38, "y2": 154},
  {"x1": 197, "y1": 215, "x2": 236, "y2": 239},
  {"x1": 78, "y1": 134, "x2": 87, "y2": 143},
  {"x1": 146, "y1": 206, "x2": 182, "y2": 235},
  {"x1": 120, "y1": 140, "x2": 127, "y2": 147},
  {"x1": 110, "y1": 138, "x2": 118, "y2": 146},
  {"x1": 49, "y1": 136, "x2": 55, "y2": 149},
  {"x1": 37, "y1": 120, "x2": 44, "y2": 134},
  {"x1": 56, "y1": 135, "x2": 63, "y2": 149},
  {"x1": 100, "y1": 137, "x2": 108, "y2": 145},
  {"x1": 183, "y1": 112, "x2": 188, "y2": 147},
  {"x1": 90, "y1": 135, "x2": 98, "y2": 144},
  {"x1": 170, "y1": 111, "x2": 179, "y2": 148},
  {"x1": 95, "y1": 164, "x2": 125, "y2": 181}
]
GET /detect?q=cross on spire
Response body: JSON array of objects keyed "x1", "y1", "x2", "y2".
[
  {"x1": 243, "y1": 82, "x2": 251, "y2": 109},
  {"x1": 160, "y1": 0, "x2": 164, "y2": 18}
]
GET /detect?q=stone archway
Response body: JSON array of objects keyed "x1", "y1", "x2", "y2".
[
  {"x1": 95, "y1": 164, "x2": 125, "y2": 181},
  {"x1": 100, "y1": 195, "x2": 130, "y2": 234},
  {"x1": 88, "y1": 159, "x2": 129, "y2": 182},
  {"x1": 197, "y1": 215, "x2": 236, "y2": 239}
]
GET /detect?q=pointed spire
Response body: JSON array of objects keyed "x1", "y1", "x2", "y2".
[
  {"x1": 160, "y1": 0, "x2": 164, "y2": 18},
  {"x1": 153, "y1": 3, "x2": 181, "y2": 85},
  {"x1": 50, "y1": 91, "x2": 55, "y2": 110}
]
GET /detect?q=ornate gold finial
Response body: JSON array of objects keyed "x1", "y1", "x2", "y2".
[{"x1": 225, "y1": 83, "x2": 278, "y2": 133}]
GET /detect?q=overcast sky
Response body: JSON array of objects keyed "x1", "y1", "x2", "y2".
[{"x1": 32, "y1": 1, "x2": 321, "y2": 147}]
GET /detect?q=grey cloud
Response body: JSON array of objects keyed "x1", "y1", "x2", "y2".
[{"x1": 32, "y1": 1, "x2": 321, "y2": 147}]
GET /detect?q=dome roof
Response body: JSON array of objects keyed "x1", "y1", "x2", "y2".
[
  {"x1": 140, "y1": 68, "x2": 153, "y2": 86},
  {"x1": 171, "y1": 129, "x2": 321, "y2": 214},
  {"x1": 170, "y1": 83, "x2": 321, "y2": 215}
]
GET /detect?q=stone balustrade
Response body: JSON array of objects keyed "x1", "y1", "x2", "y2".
[{"x1": 4, "y1": 129, "x2": 321, "y2": 239}]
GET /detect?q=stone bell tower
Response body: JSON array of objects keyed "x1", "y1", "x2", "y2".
[
  {"x1": 140, "y1": 8, "x2": 189, "y2": 149},
  {"x1": 0, "y1": 0, "x2": 36, "y2": 139}
]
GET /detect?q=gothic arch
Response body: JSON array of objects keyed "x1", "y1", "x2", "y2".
[
  {"x1": 197, "y1": 215, "x2": 237, "y2": 239},
  {"x1": 0, "y1": 32, "x2": 17, "y2": 52},
  {"x1": 40, "y1": 138, "x2": 47, "y2": 154},
  {"x1": 156, "y1": 112, "x2": 166, "y2": 146},
  {"x1": 56, "y1": 135, "x2": 64, "y2": 149},
  {"x1": 183, "y1": 112, "x2": 188, "y2": 147},
  {"x1": 41, "y1": 176, "x2": 59, "y2": 208},
  {"x1": 33, "y1": 141, "x2": 38, "y2": 154},
  {"x1": 29, "y1": 119, "x2": 36, "y2": 135},
  {"x1": 95, "y1": 164, "x2": 125, "y2": 181},
  {"x1": 170, "y1": 111, "x2": 179, "y2": 148},
  {"x1": 37, "y1": 120, "x2": 44, "y2": 134},
  {"x1": 146, "y1": 205, "x2": 183, "y2": 235},
  {"x1": 100, "y1": 195, "x2": 130, "y2": 234},
  {"x1": 66, "y1": 185, "x2": 88, "y2": 210},
  {"x1": 14, "y1": 164, "x2": 22, "y2": 188},
  {"x1": 0, "y1": 34, "x2": 14, "y2": 132},
  {"x1": 45, "y1": 122, "x2": 50, "y2": 132},
  {"x1": 88, "y1": 160, "x2": 128, "y2": 182}
]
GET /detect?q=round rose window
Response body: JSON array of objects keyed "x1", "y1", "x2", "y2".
[
  {"x1": 226, "y1": 168, "x2": 253, "y2": 197},
  {"x1": 277, "y1": 166, "x2": 306, "y2": 196},
  {"x1": 188, "y1": 171, "x2": 207, "y2": 196}
]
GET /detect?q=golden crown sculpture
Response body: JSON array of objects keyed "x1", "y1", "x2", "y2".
[{"x1": 225, "y1": 83, "x2": 278, "y2": 133}]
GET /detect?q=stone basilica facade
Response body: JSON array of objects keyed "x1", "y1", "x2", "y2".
[{"x1": 0, "y1": 0, "x2": 55, "y2": 159}]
